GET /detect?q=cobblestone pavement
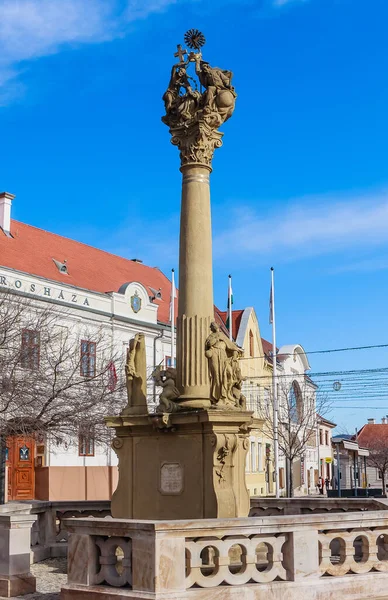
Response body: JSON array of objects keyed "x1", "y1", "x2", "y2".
[{"x1": 0, "y1": 558, "x2": 67, "y2": 600}]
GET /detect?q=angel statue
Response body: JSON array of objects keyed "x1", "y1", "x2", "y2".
[
  {"x1": 162, "y1": 62, "x2": 201, "y2": 126},
  {"x1": 152, "y1": 365, "x2": 181, "y2": 413}
]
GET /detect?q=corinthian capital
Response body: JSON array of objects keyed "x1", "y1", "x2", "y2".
[{"x1": 170, "y1": 121, "x2": 224, "y2": 170}]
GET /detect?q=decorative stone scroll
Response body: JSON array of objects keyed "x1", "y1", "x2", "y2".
[{"x1": 93, "y1": 536, "x2": 132, "y2": 588}]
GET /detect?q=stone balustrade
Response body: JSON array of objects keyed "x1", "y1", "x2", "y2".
[
  {"x1": 30, "y1": 500, "x2": 111, "y2": 562},
  {"x1": 2, "y1": 500, "x2": 111, "y2": 563},
  {"x1": 61, "y1": 510, "x2": 388, "y2": 600},
  {"x1": 249, "y1": 496, "x2": 388, "y2": 516}
]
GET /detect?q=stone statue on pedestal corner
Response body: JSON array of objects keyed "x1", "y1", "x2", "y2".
[
  {"x1": 121, "y1": 333, "x2": 148, "y2": 416},
  {"x1": 151, "y1": 366, "x2": 181, "y2": 413},
  {"x1": 205, "y1": 322, "x2": 245, "y2": 409}
]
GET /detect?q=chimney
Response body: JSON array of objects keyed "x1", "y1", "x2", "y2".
[
  {"x1": 367, "y1": 418, "x2": 376, "y2": 425},
  {"x1": 0, "y1": 192, "x2": 15, "y2": 235},
  {"x1": 382, "y1": 417, "x2": 387, "y2": 424}
]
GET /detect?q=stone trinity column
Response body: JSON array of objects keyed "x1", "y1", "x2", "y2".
[{"x1": 162, "y1": 30, "x2": 237, "y2": 407}]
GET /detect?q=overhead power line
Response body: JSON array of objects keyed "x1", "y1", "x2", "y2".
[{"x1": 239, "y1": 343, "x2": 388, "y2": 361}]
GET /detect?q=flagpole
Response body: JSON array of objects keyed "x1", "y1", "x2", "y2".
[
  {"x1": 228, "y1": 274, "x2": 233, "y2": 340},
  {"x1": 171, "y1": 269, "x2": 175, "y2": 367},
  {"x1": 271, "y1": 267, "x2": 280, "y2": 499}
]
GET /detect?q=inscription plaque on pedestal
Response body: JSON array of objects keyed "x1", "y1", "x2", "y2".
[{"x1": 159, "y1": 462, "x2": 184, "y2": 495}]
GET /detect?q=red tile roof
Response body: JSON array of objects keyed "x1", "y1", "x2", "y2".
[
  {"x1": 217, "y1": 309, "x2": 244, "y2": 339},
  {"x1": 217, "y1": 310, "x2": 275, "y2": 360},
  {"x1": 0, "y1": 220, "x2": 176, "y2": 324},
  {"x1": 357, "y1": 424, "x2": 388, "y2": 447},
  {"x1": 261, "y1": 338, "x2": 273, "y2": 357}
]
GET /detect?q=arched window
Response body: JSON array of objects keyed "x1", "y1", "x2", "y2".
[
  {"x1": 289, "y1": 381, "x2": 303, "y2": 423},
  {"x1": 249, "y1": 330, "x2": 254, "y2": 357}
]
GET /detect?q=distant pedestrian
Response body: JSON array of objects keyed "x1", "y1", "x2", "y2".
[
  {"x1": 325, "y1": 477, "x2": 330, "y2": 492},
  {"x1": 319, "y1": 477, "x2": 324, "y2": 495}
]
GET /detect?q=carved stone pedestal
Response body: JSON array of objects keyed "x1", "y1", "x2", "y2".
[
  {"x1": 0, "y1": 514, "x2": 37, "y2": 598},
  {"x1": 106, "y1": 409, "x2": 253, "y2": 520}
]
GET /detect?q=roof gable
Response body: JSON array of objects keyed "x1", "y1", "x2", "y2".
[
  {"x1": 0, "y1": 220, "x2": 175, "y2": 323},
  {"x1": 357, "y1": 424, "x2": 388, "y2": 447}
]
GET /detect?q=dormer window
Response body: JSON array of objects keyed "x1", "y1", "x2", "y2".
[{"x1": 53, "y1": 258, "x2": 68, "y2": 275}]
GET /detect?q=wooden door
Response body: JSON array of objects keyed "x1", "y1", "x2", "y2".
[{"x1": 6, "y1": 437, "x2": 35, "y2": 500}]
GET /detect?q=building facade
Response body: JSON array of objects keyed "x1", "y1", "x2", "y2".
[
  {"x1": 331, "y1": 435, "x2": 369, "y2": 494},
  {"x1": 276, "y1": 345, "x2": 318, "y2": 496},
  {"x1": 317, "y1": 415, "x2": 336, "y2": 486},
  {"x1": 356, "y1": 418, "x2": 388, "y2": 493},
  {"x1": 1, "y1": 191, "x2": 325, "y2": 501},
  {"x1": 222, "y1": 308, "x2": 275, "y2": 497},
  {"x1": 0, "y1": 192, "x2": 177, "y2": 501}
]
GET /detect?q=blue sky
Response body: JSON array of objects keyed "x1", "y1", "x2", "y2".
[{"x1": 1, "y1": 0, "x2": 388, "y2": 432}]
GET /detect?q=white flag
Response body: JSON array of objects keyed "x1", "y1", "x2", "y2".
[{"x1": 169, "y1": 269, "x2": 177, "y2": 322}]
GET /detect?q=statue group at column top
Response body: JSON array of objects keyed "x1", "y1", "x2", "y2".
[{"x1": 162, "y1": 30, "x2": 237, "y2": 136}]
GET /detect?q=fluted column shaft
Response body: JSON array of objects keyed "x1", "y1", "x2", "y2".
[{"x1": 177, "y1": 165, "x2": 213, "y2": 403}]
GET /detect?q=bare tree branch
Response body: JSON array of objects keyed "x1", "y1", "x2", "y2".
[
  {"x1": 0, "y1": 289, "x2": 126, "y2": 447},
  {"x1": 258, "y1": 374, "x2": 332, "y2": 497}
]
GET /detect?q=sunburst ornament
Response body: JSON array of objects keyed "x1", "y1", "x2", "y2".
[{"x1": 184, "y1": 29, "x2": 206, "y2": 50}]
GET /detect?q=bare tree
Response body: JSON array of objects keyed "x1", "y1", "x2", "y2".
[
  {"x1": 258, "y1": 376, "x2": 331, "y2": 497},
  {"x1": 365, "y1": 438, "x2": 388, "y2": 498},
  {"x1": 0, "y1": 289, "x2": 126, "y2": 483}
]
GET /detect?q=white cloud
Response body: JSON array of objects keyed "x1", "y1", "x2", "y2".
[
  {"x1": 0, "y1": 0, "x2": 177, "y2": 105},
  {"x1": 124, "y1": 0, "x2": 178, "y2": 21},
  {"x1": 213, "y1": 190, "x2": 388, "y2": 264},
  {"x1": 0, "y1": 0, "x2": 312, "y2": 105},
  {"x1": 272, "y1": 0, "x2": 308, "y2": 6},
  {"x1": 329, "y1": 257, "x2": 388, "y2": 275}
]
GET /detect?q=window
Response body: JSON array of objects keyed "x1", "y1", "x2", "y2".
[
  {"x1": 265, "y1": 443, "x2": 271, "y2": 461},
  {"x1": 165, "y1": 356, "x2": 176, "y2": 368},
  {"x1": 279, "y1": 467, "x2": 285, "y2": 488},
  {"x1": 258, "y1": 443, "x2": 263, "y2": 472},
  {"x1": 290, "y1": 381, "x2": 303, "y2": 423},
  {"x1": 249, "y1": 330, "x2": 254, "y2": 357},
  {"x1": 319, "y1": 428, "x2": 323, "y2": 445},
  {"x1": 19, "y1": 445, "x2": 29, "y2": 461},
  {"x1": 79, "y1": 427, "x2": 95, "y2": 456},
  {"x1": 80, "y1": 341, "x2": 96, "y2": 377},
  {"x1": 325, "y1": 431, "x2": 329, "y2": 446},
  {"x1": 21, "y1": 329, "x2": 40, "y2": 370},
  {"x1": 250, "y1": 441, "x2": 256, "y2": 472},
  {"x1": 264, "y1": 388, "x2": 270, "y2": 410}
]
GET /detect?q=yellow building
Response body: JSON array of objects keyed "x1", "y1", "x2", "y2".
[{"x1": 220, "y1": 308, "x2": 275, "y2": 496}]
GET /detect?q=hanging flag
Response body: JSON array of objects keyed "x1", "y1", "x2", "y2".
[
  {"x1": 269, "y1": 280, "x2": 273, "y2": 324},
  {"x1": 169, "y1": 269, "x2": 177, "y2": 323},
  {"x1": 107, "y1": 361, "x2": 117, "y2": 392},
  {"x1": 170, "y1": 269, "x2": 177, "y2": 367},
  {"x1": 226, "y1": 274, "x2": 233, "y2": 339}
]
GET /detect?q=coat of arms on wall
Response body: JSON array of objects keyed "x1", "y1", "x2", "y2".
[{"x1": 130, "y1": 290, "x2": 142, "y2": 314}]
